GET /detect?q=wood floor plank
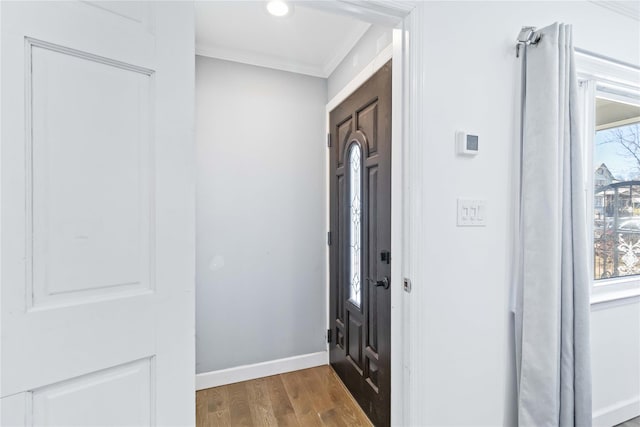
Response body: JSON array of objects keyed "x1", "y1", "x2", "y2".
[
  {"x1": 336, "y1": 403, "x2": 372, "y2": 427},
  {"x1": 196, "y1": 387, "x2": 232, "y2": 427},
  {"x1": 265, "y1": 374, "x2": 299, "y2": 427},
  {"x1": 246, "y1": 378, "x2": 278, "y2": 426},
  {"x1": 195, "y1": 366, "x2": 373, "y2": 427},
  {"x1": 227, "y1": 382, "x2": 253, "y2": 427},
  {"x1": 314, "y1": 366, "x2": 351, "y2": 408},
  {"x1": 298, "y1": 366, "x2": 337, "y2": 414},
  {"x1": 207, "y1": 409, "x2": 231, "y2": 427},
  {"x1": 318, "y1": 407, "x2": 350, "y2": 427},
  {"x1": 280, "y1": 370, "x2": 323, "y2": 426},
  {"x1": 196, "y1": 391, "x2": 209, "y2": 426},
  {"x1": 204, "y1": 386, "x2": 229, "y2": 413},
  {"x1": 316, "y1": 367, "x2": 373, "y2": 427}
]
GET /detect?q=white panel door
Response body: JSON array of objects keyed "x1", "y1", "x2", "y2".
[{"x1": 0, "y1": 2, "x2": 195, "y2": 426}]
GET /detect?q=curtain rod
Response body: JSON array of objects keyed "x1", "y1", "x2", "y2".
[
  {"x1": 515, "y1": 26, "x2": 540, "y2": 58},
  {"x1": 515, "y1": 26, "x2": 640, "y2": 72}
]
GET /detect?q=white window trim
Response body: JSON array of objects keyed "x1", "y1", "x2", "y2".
[{"x1": 577, "y1": 51, "x2": 640, "y2": 305}]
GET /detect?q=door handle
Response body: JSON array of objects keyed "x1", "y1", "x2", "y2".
[{"x1": 367, "y1": 276, "x2": 390, "y2": 289}]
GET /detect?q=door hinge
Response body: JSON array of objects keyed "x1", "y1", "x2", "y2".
[
  {"x1": 327, "y1": 329, "x2": 332, "y2": 343},
  {"x1": 327, "y1": 133, "x2": 332, "y2": 148},
  {"x1": 327, "y1": 231, "x2": 332, "y2": 246}
]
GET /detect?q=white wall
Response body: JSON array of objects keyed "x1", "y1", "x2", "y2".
[
  {"x1": 592, "y1": 300, "x2": 640, "y2": 425},
  {"x1": 195, "y1": 56, "x2": 327, "y2": 374},
  {"x1": 327, "y1": 24, "x2": 392, "y2": 101},
  {"x1": 413, "y1": 2, "x2": 640, "y2": 425}
]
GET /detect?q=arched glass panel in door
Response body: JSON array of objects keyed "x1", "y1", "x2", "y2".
[{"x1": 348, "y1": 143, "x2": 362, "y2": 308}]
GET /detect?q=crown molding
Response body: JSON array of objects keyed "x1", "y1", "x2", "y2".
[
  {"x1": 196, "y1": 20, "x2": 371, "y2": 79},
  {"x1": 196, "y1": 44, "x2": 327, "y2": 77},
  {"x1": 304, "y1": 1, "x2": 416, "y2": 26}
]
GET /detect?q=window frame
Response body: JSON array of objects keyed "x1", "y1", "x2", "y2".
[{"x1": 577, "y1": 51, "x2": 640, "y2": 304}]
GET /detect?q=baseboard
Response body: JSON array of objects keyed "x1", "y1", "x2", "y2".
[
  {"x1": 593, "y1": 396, "x2": 640, "y2": 427},
  {"x1": 195, "y1": 351, "x2": 328, "y2": 391}
]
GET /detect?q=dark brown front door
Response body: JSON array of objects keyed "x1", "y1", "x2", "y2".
[{"x1": 329, "y1": 60, "x2": 392, "y2": 427}]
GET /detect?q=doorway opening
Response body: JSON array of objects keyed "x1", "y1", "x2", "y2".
[{"x1": 194, "y1": 2, "x2": 412, "y2": 426}]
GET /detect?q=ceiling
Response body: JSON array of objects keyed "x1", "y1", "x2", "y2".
[
  {"x1": 596, "y1": 98, "x2": 640, "y2": 128},
  {"x1": 195, "y1": 1, "x2": 372, "y2": 78}
]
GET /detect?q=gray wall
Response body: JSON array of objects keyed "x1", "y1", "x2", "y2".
[
  {"x1": 327, "y1": 25, "x2": 393, "y2": 101},
  {"x1": 195, "y1": 56, "x2": 327, "y2": 373}
]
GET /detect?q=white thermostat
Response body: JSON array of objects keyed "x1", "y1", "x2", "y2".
[{"x1": 456, "y1": 131, "x2": 479, "y2": 156}]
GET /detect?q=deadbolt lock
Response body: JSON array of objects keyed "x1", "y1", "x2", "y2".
[{"x1": 367, "y1": 276, "x2": 390, "y2": 289}]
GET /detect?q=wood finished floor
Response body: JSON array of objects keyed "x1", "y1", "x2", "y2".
[{"x1": 196, "y1": 365, "x2": 372, "y2": 427}]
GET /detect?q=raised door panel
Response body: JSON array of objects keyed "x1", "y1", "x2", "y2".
[
  {"x1": 31, "y1": 359, "x2": 153, "y2": 426},
  {"x1": 336, "y1": 117, "x2": 352, "y2": 167},
  {"x1": 357, "y1": 101, "x2": 379, "y2": 154},
  {"x1": 29, "y1": 40, "x2": 154, "y2": 309}
]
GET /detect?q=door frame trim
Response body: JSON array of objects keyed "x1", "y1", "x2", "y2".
[
  {"x1": 325, "y1": 44, "x2": 393, "y2": 112},
  {"x1": 324, "y1": 4, "x2": 425, "y2": 425}
]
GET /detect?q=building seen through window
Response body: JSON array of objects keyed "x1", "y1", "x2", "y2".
[{"x1": 593, "y1": 97, "x2": 640, "y2": 280}]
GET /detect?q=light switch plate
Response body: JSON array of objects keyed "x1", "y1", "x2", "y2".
[{"x1": 457, "y1": 198, "x2": 486, "y2": 227}]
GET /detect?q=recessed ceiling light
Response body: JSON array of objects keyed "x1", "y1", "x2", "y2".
[{"x1": 266, "y1": 1, "x2": 291, "y2": 17}]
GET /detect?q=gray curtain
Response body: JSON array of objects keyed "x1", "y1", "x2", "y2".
[{"x1": 514, "y1": 23, "x2": 592, "y2": 427}]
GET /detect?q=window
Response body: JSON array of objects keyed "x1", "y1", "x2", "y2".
[
  {"x1": 579, "y1": 52, "x2": 640, "y2": 302},
  {"x1": 348, "y1": 144, "x2": 362, "y2": 307},
  {"x1": 593, "y1": 113, "x2": 640, "y2": 280}
]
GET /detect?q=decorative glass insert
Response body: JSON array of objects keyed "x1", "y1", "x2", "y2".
[{"x1": 348, "y1": 144, "x2": 362, "y2": 307}]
